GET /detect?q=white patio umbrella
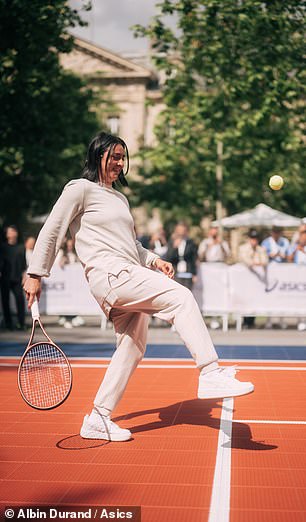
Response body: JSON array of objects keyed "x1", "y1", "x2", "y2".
[{"x1": 212, "y1": 203, "x2": 301, "y2": 228}]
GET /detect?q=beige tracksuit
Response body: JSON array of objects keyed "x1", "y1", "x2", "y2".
[{"x1": 28, "y1": 179, "x2": 218, "y2": 414}]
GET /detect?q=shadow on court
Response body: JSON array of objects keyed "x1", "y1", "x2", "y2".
[
  {"x1": 55, "y1": 399, "x2": 278, "y2": 451},
  {"x1": 113, "y1": 399, "x2": 278, "y2": 451}
]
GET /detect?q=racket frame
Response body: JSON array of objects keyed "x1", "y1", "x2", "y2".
[{"x1": 17, "y1": 305, "x2": 72, "y2": 410}]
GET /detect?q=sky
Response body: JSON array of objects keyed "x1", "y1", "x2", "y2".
[{"x1": 69, "y1": 0, "x2": 169, "y2": 55}]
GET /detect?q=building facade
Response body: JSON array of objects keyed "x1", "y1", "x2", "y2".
[{"x1": 60, "y1": 37, "x2": 164, "y2": 156}]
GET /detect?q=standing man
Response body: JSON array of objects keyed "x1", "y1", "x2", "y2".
[
  {"x1": 165, "y1": 222, "x2": 198, "y2": 291},
  {"x1": 238, "y1": 229, "x2": 268, "y2": 328},
  {"x1": 0, "y1": 225, "x2": 26, "y2": 330},
  {"x1": 261, "y1": 226, "x2": 290, "y2": 328},
  {"x1": 288, "y1": 229, "x2": 306, "y2": 265},
  {"x1": 198, "y1": 226, "x2": 231, "y2": 330},
  {"x1": 261, "y1": 226, "x2": 290, "y2": 263},
  {"x1": 288, "y1": 228, "x2": 306, "y2": 331},
  {"x1": 198, "y1": 226, "x2": 231, "y2": 263}
]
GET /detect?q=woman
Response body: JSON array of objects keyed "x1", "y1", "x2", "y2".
[{"x1": 24, "y1": 132, "x2": 254, "y2": 442}]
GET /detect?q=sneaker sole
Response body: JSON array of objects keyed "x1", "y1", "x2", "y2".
[
  {"x1": 198, "y1": 385, "x2": 254, "y2": 400},
  {"x1": 80, "y1": 428, "x2": 132, "y2": 442}
]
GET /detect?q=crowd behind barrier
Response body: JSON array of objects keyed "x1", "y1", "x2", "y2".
[
  {"x1": 1, "y1": 221, "x2": 306, "y2": 331},
  {"x1": 1, "y1": 262, "x2": 304, "y2": 332}
]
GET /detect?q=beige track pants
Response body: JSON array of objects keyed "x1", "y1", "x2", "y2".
[{"x1": 94, "y1": 265, "x2": 218, "y2": 413}]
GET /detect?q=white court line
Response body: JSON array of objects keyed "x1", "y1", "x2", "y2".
[
  {"x1": 233, "y1": 419, "x2": 306, "y2": 425},
  {"x1": 208, "y1": 397, "x2": 234, "y2": 522}
]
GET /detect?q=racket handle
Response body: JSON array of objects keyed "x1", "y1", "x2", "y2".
[{"x1": 31, "y1": 299, "x2": 40, "y2": 320}]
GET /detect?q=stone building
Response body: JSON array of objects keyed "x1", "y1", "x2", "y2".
[{"x1": 60, "y1": 37, "x2": 164, "y2": 156}]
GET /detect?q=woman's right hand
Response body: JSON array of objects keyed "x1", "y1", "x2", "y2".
[
  {"x1": 23, "y1": 276, "x2": 42, "y2": 309},
  {"x1": 154, "y1": 259, "x2": 175, "y2": 279}
]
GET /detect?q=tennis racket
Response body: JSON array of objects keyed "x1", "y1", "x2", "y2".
[{"x1": 18, "y1": 299, "x2": 72, "y2": 409}]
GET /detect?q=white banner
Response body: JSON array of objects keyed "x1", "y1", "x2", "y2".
[
  {"x1": 2, "y1": 262, "x2": 304, "y2": 317},
  {"x1": 39, "y1": 264, "x2": 101, "y2": 315},
  {"x1": 194, "y1": 263, "x2": 229, "y2": 312},
  {"x1": 228, "y1": 263, "x2": 306, "y2": 314}
]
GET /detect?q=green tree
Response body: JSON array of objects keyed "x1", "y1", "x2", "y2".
[
  {"x1": 0, "y1": 0, "x2": 100, "y2": 227},
  {"x1": 132, "y1": 0, "x2": 305, "y2": 223}
]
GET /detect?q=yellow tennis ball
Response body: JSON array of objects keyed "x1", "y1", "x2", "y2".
[{"x1": 269, "y1": 175, "x2": 284, "y2": 191}]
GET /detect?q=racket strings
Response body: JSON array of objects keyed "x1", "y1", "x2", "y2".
[{"x1": 19, "y1": 343, "x2": 71, "y2": 409}]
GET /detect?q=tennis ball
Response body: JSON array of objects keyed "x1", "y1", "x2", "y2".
[{"x1": 269, "y1": 175, "x2": 284, "y2": 191}]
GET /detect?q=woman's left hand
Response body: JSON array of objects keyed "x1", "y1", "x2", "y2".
[{"x1": 154, "y1": 258, "x2": 175, "y2": 278}]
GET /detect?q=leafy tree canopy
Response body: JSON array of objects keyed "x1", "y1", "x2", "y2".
[
  {"x1": 132, "y1": 0, "x2": 306, "y2": 224},
  {"x1": 0, "y1": 0, "x2": 100, "y2": 227}
]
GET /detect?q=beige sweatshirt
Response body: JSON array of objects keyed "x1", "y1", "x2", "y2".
[
  {"x1": 238, "y1": 242, "x2": 268, "y2": 267},
  {"x1": 28, "y1": 179, "x2": 159, "y2": 315}
]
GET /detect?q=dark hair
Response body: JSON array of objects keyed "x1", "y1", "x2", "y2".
[
  {"x1": 5, "y1": 224, "x2": 18, "y2": 233},
  {"x1": 248, "y1": 229, "x2": 259, "y2": 239},
  {"x1": 272, "y1": 226, "x2": 283, "y2": 233},
  {"x1": 82, "y1": 131, "x2": 129, "y2": 187}
]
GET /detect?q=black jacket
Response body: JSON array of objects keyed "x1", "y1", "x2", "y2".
[
  {"x1": 0, "y1": 243, "x2": 26, "y2": 283},
  {"x1": 165, "y1": 238, "x2": 198, "y2": 276}
]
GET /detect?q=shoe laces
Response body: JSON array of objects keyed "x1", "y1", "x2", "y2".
[
  {"x1": 218, "y1": 366, "x2": 238, "y2": 378},
  {"x1": 101, "y1": 416, "x2": 122, "y2": 432},
  {"x1": 90, "y1": 410, "x2": 118, "y2": 432}
]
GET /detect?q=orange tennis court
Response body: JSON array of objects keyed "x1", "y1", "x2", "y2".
[{"x1": 0, "y1": 347, "x2": 305, "y2": 522}]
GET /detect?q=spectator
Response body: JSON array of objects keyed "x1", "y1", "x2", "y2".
[
  {"x1": 238, "y1": 229, "x2": 268, "y2": 328},
  {"x1": 198, "y1": 226, "x2": 231, "y2": 263},
  {"x1": 290, "y1": 223, "x2": 306, "y2": 247},
  {"x1": 57, "y1": 237, "x2": 79, "y2": 267},
  {"x1": 0, "y1": 225, "x2": 26, "y2": 330},
  {"x1": 136, "y1": 229, "x2": 150, "y2": 249},
  {"x1": 24, "y1": 236, "x2": 36, "y2": 268},
  {"x1": 288, "y1": 229, "x2": 306, "y2": 331},
  {"x1": 261, "y1": 226, "x2": 289, "y2": 328},
  {"x1": 239, "y1": 229, "x2": 268, "y2": 269},
  {"x1": 261, "y1": 226, "x2": 290, "y2": 263},
  {"x1": 149, "y1": 228, "x2": 168, "y2": 258},
  {"x1": 288, "y1": 229, "x2": 306, "y2": 265},
  {"x1": 198, "y1": 226, "x2": 230, "y2": 330},
  {"x1": 165, "y1": 222, "x2": 198, "y2": 291}
]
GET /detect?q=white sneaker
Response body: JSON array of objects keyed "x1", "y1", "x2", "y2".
[
  {"x1": 63, "y1": 321, "x2": 73, "y2": 329},
  {"x1": 265, "y1": 320, "x2": 273, "y2": 329},
  {"x1": 297, "y1": 322, "x2": 306, "y2": 332},
  {"x1": 72, "y1": 316, "x2": 85, "y2": 327},
  {"x1": 198, "y1": 366, "x2": 254, "y2": 399},
  {"x1": 80, "y1": 414, "x2": 132, "y2": 442},
  {"x1": 210, "y1": 319, "x2": 221, "y2": 330}
]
